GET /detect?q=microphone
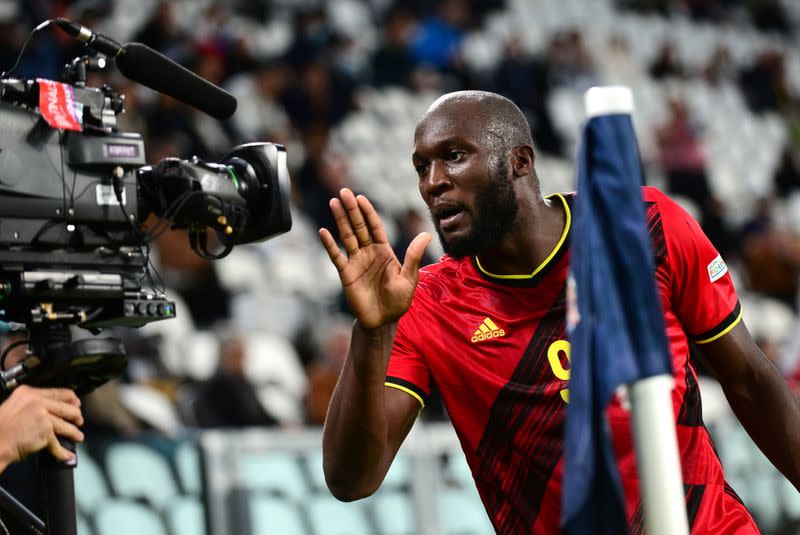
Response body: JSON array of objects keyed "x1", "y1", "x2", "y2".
[
  {"x1": 54, "y1": 19, "x2": 237, "y2": 119},
  {"x1": 55, "y1": 18, "x2": 125, "y2": 58},
  {"x1": 116, "y1": 43, "x2": 238, "y2": 120}
]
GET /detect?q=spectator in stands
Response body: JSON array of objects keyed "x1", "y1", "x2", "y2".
[
  {"x1": 227, "y1": 57, "x2": 293, "y2": 143},
  {"x1": 740, "y1": 198, "x2": 800, "y2": 309},
  {"x1": 545, "y1": 29, "x2": 599, "y2": 92},
  {"x1": 370, "y1": 7, "x2": 419, "y2": 88},
  {"x1": 655, "y1": 96, "x2": 712, "y2": 210},
  {"x1": 133, "y1": 1, "x2": 187, "y2": 61},
  {"x1": 409, "y1": 0, "x2": 468, "y2": 72},
  {"x1": 305, "y1": 319, "x2": 352, "y2": 425},
  {"x1": 493, "y1": 37, "x2": 564, "y2": 156},
  {"x1": 649, "y1": 40, "x2": 685, "y2": 80},
  {"x1": 280, "y1": 55, "x2": 357, "y2": 131},
  {"x1": 739, "y1": 49, "x2": 792, "y2": 114},
  {"x1": 775, "y1": 145, "x2": 800, "y2": 199},
  {"x1": 194, "y1": 333, "x2": 278, "y2": 428}
]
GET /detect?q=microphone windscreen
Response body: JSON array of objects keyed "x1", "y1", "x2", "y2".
[{"x1": 117, "y1": 43, "x2": 237, "y2": 119}]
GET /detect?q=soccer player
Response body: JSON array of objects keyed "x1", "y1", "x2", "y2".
[{"x1": 318, "y1": 90, "x2": 800, "y2": 533}]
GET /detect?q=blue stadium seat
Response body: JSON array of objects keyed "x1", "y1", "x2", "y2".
[
  {"x1": 75, "y1": 448, "x2": 111, "y2": 514},
  {"x1": 370, "y1": 491, "x2": 416, "y2": 535},
  {"x1": 77, "y1": 510, "x2": 94, "y2": 535},
  {"x1": 438, "y1": 488, "x2": 494, "y2": 535},
  {"x1": 306, "y1": 494, "x2": 372, "y2": 535},
  {"x1": 173, "y1": 440, "x2": 203, "y2": 495},
  {"x1": 104, "y1": 442, "x2": 180, "y2": 509},
  {"x1": 237, "y1": 451, "x2": 309, "y2": 501},
  {"x1": 93, "y1": 500, "x2": 168, "y2": 535},
  {"x1": 165, "y1": 495, "x2": 205, "y2": 535},
  {"x1": 303, "y1": 450, "x2": 411, "y2": 492},
  {"x1": 248, "y1": 494, "x2": 308, "y2": 535}
]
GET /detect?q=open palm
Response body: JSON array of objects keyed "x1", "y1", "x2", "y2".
[{"x1": 319, "y1": 189, "x2": 432, "y2": 329}]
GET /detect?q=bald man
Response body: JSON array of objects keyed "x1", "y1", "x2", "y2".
[{"x1": 319, "y1": 91, "x2": 797, "y2": 534}]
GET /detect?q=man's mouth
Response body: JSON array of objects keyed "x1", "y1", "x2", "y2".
[{"x1": 435, "y1": 205, "x2": 466, "y2": 230}]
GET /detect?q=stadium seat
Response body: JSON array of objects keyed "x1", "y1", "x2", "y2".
[
  {"x1": 164, "y1": 495, "x2": 205, "y2": 535},
  {"x1": 173, "y1": 440, "x2": 203, "y2": 496},
  {"x1": 104, "y1": 442, "x2": 180, "y2": 509},
  {"x1": 306, "y1": 494, "x2": 372, "y2": 535},
  {"x1": 248, "y1": 494, "x2": 308, "y2": 535},
  {"x1": 443, "y1": 450, "x2": 475, "y2": 489},
  {"x1": 77, "y1": 511, "x2": 94, "y2": 535},
  {"x1": 438, "y1": 488, "x2": 494, "y2": 535},
  {"x1": 93, "y1": 500, "x2": 168, "y2": 535},
  {"x1": 371, "y1": 491, "x2": 417, "y2": 535},
  {"x1": 237, "y1": 451, "x2": 310, "y2": 501},
  {"x1": 303, "y1": 450, "x2": 411, "y2": 492},
  {"x1": 75, "y1": 448, "x2": 111, "y2": 514}
]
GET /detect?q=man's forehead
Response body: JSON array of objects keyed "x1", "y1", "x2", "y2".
[{"x1": 415, "y1": 103, "x2": 483, "y2": 143}]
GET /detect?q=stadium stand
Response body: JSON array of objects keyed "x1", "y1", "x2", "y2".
[{"x1": 1, "y1": 0, "x2": 800, "y2": 533}]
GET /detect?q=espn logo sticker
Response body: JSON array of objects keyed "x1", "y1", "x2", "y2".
[{"x1": 707, "y1": 254, "x2": 728, "y2": 283}]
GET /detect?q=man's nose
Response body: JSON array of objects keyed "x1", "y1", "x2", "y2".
[{"x1": 423, "y1": 161, "x2": 451, "y2": 197}]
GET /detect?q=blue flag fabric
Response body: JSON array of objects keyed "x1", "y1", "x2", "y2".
[{"x1": 562, "y1": 112, "x2": 673, "y2": 534}]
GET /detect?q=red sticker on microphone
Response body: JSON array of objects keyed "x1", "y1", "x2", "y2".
[{"x1": 37, "y1": 79, "x2": 84, "y2": 131}]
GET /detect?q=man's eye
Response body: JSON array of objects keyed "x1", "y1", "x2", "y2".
[
  {"x1": 414, "y1": 163, "x2": 428, "y2": 174},
  {"x1": 447, "y1": 151, "x2": 465, "y2": 161}
]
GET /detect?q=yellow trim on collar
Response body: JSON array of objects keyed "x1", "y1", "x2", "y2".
[{"x1": 475, "y1": 193, "x2": 571, "y2": 280}]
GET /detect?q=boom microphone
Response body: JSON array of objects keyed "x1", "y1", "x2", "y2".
[
  {"x1": 116, "y1": 43, "x2": 237, "y2": 119},
  {"x1": 54, "y1": 19, "x2": 237, "y2": 119}
]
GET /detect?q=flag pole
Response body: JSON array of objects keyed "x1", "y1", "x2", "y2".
[{"x1": 584, "y1": 86, "x2": 689, "y2": 535}]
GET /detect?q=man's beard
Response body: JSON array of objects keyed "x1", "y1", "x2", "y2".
[{"x1": 433, "y1": 158, "x2": 518, "y2": 259}]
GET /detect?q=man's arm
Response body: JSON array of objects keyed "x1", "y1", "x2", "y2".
[
  {"x1": 695, "y1": 321, "x2": 800, "y2": 489},
  {"x1": 322, "y1": 322, "x2": 420, "y2": 501},
  {"x1": 0, "y1": 385, "x2": 84, "y2": 473},
  {"x1": 318, "y1": 188, "x2": 431, "y2": 501}
]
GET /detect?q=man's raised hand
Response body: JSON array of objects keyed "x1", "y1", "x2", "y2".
[{"x1": 319, "y1": 188, "x2": 431, "y2": 329}]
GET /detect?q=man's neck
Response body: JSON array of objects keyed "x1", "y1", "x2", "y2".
[{"x1": 475, "y1": 194, "x2": 567, "y2": 276}]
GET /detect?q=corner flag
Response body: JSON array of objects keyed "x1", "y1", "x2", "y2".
[{"x1": 562, "y1": 87, "x2": 683, "y2": 535}]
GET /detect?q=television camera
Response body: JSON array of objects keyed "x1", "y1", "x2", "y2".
[{"x1": 0, "y1": 31, "x2": 292, "y2": 400}]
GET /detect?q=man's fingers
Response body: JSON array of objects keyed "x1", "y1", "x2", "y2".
[
  {"x1": 340, "y1": 189, "x2": 372, "y2": 247},
  {"x1": 48, "y1": 415, "x2": 84, "y2": 444},
  {"x1": 330, "y1": 197, "x2": 359, "y2": 255},
  {"x1": 43, "y1": 399, "x2": 84, "y2": 426},
  {"x1": 319, "y1": 228, "x2": 348, "y2": 273},
  {"x1": 25, "y1": 387, "x2": 80, "y2": 407},
  {"x1": 46, "y1": 433, "x2": 76, "y2": 464},
  {"x1": 401, "y1": 232, "x2": 432, "y2": 280},
  {"x1": 357, "y1": 195, "x2": 389, "y2": 244}
]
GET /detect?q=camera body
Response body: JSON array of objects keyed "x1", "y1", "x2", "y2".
[{"x1": 0, "y1": 74, "x2": 292, "y2": 394}]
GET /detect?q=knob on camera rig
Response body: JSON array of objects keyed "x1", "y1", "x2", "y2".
[{"x1": 0, "y1": 18, "x2": 293, "y2": 535}]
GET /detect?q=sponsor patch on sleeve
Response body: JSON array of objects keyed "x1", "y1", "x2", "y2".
[{"x1": 707, "y1": 254, "x2": 728, "y2": 283}]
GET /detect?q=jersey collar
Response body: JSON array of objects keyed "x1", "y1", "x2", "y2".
[{"x1": 471, "y1": 192, "x2": 572, "y2": 287}]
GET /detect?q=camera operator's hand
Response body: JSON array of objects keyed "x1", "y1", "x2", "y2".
[{"x1": 0, "y1": 386, "x2": 84, "y2": 473}]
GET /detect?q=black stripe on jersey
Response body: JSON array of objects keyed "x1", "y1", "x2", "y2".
[
  {"x1": 693, "y1": 301, "x2": 742, "y2": 344},
  {"x1": 385, "y1": 376, "x2": 428, "y2": 406},
  {"x1": 677, "y1": 354, "x2": 704, "y2": 427},
  {"x1": 685, "y1": 483, "x2": 706, "y2": 530},
  {"x1": 724, "y1": 482, "x2": 745, "y2": 506},
  {"x1": 474, "y1": 288, "x2": 567, "y2": 534},
  {"x1": 645, "y1": 201, "x2": 667, "y2": 267}
]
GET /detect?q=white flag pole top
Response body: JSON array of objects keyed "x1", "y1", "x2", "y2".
[
  {"x1": 582, "y1": 86, "x2": 689, "y2": 535},
  {"x1": 584, "y1": 86, "x2": 635, "y2": 118}
]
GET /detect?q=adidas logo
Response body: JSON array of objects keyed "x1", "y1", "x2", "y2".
[{"x1": 471, "y1": 317, "x2": 506, "y2": 343}]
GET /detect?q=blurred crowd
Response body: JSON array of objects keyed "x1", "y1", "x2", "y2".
[{"x1": 0, "y1": 0, "x2": 799, "y2": 436}]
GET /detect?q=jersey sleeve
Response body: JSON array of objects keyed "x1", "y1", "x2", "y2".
[
  {"x1": 386, "y1": 302, "x2": 432, "y2": 412},
  {"x1": 655, "y1": 189, "x2": 742, "y2": 344}
]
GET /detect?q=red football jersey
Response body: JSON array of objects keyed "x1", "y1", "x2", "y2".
[{"x1": 386, "y1": 187, "x2": 760, "y2": 534}]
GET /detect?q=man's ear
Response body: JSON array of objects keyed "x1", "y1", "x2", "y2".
[{"x1": 511, "y1": 145, "x2": 535, "y2": 178}]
